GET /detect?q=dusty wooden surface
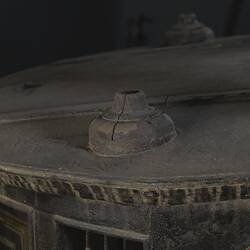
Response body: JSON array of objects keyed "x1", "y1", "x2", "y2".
[
  {"x1": 0, "y1": 36, "x2": 249, "y2": 184},
  {"x1": 0, "y1": 93, "x2": 250, "y2": 184}
]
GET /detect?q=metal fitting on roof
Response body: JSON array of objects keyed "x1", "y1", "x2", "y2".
[
  {"x1": 89, "y1": 90, "x2": 176, "y2": 157},
  {"x1": 162, "y1": 13, "x2": 215, "y2": 46}
]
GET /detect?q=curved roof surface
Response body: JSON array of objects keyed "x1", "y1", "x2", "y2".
[
  {"x1": 0, "y1": 93, "x2": 250, "y2": 184},
  {"x1": 0, "y1": 35, "x2": 250, "y2": 113}
]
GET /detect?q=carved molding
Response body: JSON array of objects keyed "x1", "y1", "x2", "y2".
[{"x1": 0, "y1": 171, "x2": 250, "y2": 207}]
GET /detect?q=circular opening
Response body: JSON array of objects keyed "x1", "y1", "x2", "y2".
[{"x1": 121, "y1": 90, "x2": 140, "y2": 95}]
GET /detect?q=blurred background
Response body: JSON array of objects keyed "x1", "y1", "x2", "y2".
[{"x1": 0, "y1": 0, "x2": 249, "y2": 76}]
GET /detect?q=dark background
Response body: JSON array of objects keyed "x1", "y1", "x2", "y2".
[{"x1": 0, "y1": 0, "x2": 249, "y2": 76}]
